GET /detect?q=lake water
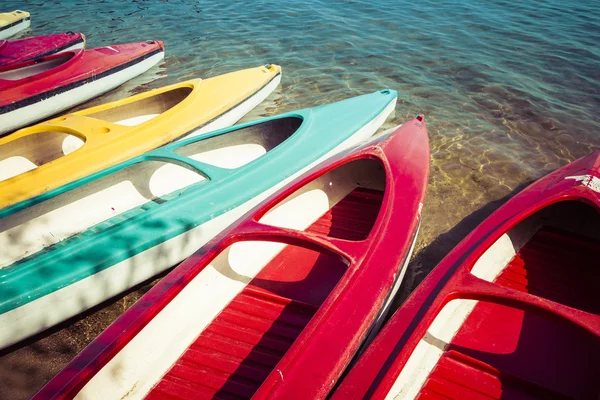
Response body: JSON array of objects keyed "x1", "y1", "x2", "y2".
[{"x1": 1, "y1": 0, "x2": 599, "y2": 397}]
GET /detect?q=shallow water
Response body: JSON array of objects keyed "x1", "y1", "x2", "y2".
[{"x1": 1, "y1": 0, "x2": 599, "y2": 397}]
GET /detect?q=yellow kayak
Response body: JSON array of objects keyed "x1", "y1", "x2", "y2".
[
  {"x1": 0, "y1": 64, "x2": 282, "y2": 210},
  {"x1": 0, "y1": 10, "x2": 30, "y2": 40}
]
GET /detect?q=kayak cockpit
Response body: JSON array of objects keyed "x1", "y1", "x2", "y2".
[
  {"x1": 0, "y1": 53, "x2": 74, "y2": 81},
  {"x1": 0, "y1": 131, "x2": 85, "y2": 182},
  {"x1": 393, "y1": 200, "x2": 600, "y2": 399},
  {"x1": 257, "y1": 157, "x2": 385, "y2": 240},
  {"x1": 174, "y1": 116, "x2": 302, "y2": 169},
  {"x1": 84, "y1": 86, "x2": 194, "y2": 126},
  {"x1": 471, "y1": 200, "x2": 600, "y2": 307},
  {"x1": 75, "y1": 157, "x2": 387, "y2": 399},
  {"x1": 147, "y1": 241, "x2": 351, "y2": 399}
]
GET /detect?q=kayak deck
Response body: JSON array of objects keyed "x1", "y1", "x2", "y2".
[
  {"x1": 148, "y1": 188, "x2": 384, "y2": 399},
  {"x1": 418, "y1": 227, "x2": 600, "y2": 399}
]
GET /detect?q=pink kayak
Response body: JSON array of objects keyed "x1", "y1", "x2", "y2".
[
  {"x1": 0, "y1": 32, "x2": 85, "y2": 67},
  {"x1": 332, "y1": 151, "x2": 600, "y2": 399},
  {"x1": 0, "y1": 40, "x2": 164, "y2": 135}
]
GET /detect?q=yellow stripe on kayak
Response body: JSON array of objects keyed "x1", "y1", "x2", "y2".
[{"x1": 0, "y1": 64, "x2": 281, "y2": 209}]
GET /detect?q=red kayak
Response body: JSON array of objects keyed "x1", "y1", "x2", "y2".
[
  {"x1": 333, "y1": 152, "x2": 600, "y2": 399},
  {"x1": 0, "y1": 32, "x2": 85, "y2": 67},
  {"x1": 35, "y1": 116, "x2": 429, "y2": 400},
  {"x1": 0, "y1": 40, "x2": 164, "y2": 135}
]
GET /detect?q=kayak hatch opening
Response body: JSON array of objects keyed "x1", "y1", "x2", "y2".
[
  {"x1": 85, "y1": 86, "x2": 193, "y2": 127},
  {"x1": 0, "y1": 54, "x2": 74, "y2": 81},
  {"x1": 174, "y1": 117, "x2": 302, "y2": 170},
  {"x1": 258, "y1": 157, "x2": 386, "y2": 242},
  {"x1": 0, "y1": 131, "x2": 85, "y2": 182}
]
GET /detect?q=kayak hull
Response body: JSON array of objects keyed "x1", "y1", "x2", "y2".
[
  {"x1": 0, "y1": 11, "x2": 30, "y2": 40},
  {"x1": 0, "y1": 90, "x2": 398, "y2": 350},
  {"x1": 0, "y1": 40, "x2": 165, "y2": 135},
  {"x1": 332, "y1": 152, "x2": 600, "y2": 400},
  {"x1": 35, "y1": 112, "x2": 429, "y2": 400},
  {"x1": 0, "y1": 32, "x2": 86, "y2": 67}
]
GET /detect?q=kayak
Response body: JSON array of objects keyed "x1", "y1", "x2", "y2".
[
  {"x1": 0, "y1": 89, "x2": 398, "y2": 350},
  {"x1": 0, "y1": 64, "x2": 282, "y2": 209},
  {"x1": 0, "y1": 40, "x2": 165, "y2": 135},
  {"x1": 0, "y1": 32, "x2": 86, "y2": 67},
  {"x1": 34, "y1": 113, "x2": 429, "y2": 400},
  {"x1": 333, "y1": 152, "x2": 600, "y2": 399},
  {"x1": 0, "y1": 10, "x2": 30, "y2": 40}
]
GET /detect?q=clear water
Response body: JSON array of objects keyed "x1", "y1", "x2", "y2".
[{"x1": 1, "y1": 0, "x2": 599, "y2": 396}]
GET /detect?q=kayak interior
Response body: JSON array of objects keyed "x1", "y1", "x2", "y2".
[
  {"x1": 0, "y1": 83, "x2": 284, "y2": 184},
  {"x1": 76, "y1": 157, "x2": 387, "y2": 399},
  {"x1": 85, "y1": 86, "x2": 194, "y2": 126},
  {"x1": 0, "y1": 53, "x2": 73, "y2": 80},
  {"x1": 174, "y1": 117, "x2": 302, "y2": 169},
  {"x1": 0, "y1": 131, "x2": 85, "y2": 181},
  {"x1": 394, "y1": 200, "x2": 600, "y2": 399},
  {"x1": 0, "y1": 117, "x2": 303, "y2": 269}
]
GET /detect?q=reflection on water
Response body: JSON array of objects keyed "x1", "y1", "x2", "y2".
[{"x1": 1, "y1": 0, "x2": 599, "y2": 397}]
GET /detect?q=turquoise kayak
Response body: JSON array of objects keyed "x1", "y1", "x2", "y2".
[{"x1": 0, "y1": 89, "x2": 397, "y2": 349}]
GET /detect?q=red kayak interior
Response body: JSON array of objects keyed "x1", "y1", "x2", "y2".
[
  {"x1": 147, "y1": 188, "x2": 384, "y2": 399},
  {"x1": 419, "y1": 227, "x2": 600, "y2": 400},
  {"x1": 0, "y1": 33, "x2": 84, "y2": 68}
]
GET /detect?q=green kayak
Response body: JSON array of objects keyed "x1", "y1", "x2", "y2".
[{"x1": 0, "y1": 89, "x2": 397, "y2": 349}]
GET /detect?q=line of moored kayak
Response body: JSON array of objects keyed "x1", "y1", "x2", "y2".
[{"x1": 1, "y1": 8, "x2": 598, "y2": 400}]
